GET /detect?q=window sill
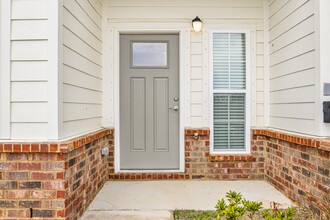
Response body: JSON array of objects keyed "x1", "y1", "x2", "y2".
[{"x1": 209, "y1": 155, "x2": 256, "y2": 162}]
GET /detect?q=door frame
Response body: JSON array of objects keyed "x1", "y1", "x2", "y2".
[{"x1": 104, "y1": 24, "x2": 190, "y2": 173}]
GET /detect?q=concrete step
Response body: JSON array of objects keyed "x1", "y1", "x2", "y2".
[{"x1": 79, "y1": 210, "x2": 174, "y2": 220}]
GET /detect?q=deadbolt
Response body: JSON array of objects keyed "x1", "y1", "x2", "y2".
[{"x1": 174, "y1": 97, "x2": 179, "y2": 101}]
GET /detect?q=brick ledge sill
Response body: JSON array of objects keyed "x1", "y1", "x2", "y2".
[
  {"x1": 210, "y1": 155, "x2": 256, "y2": 162},
  {"x1": 0, "y1": 128, "x2": 113, "y2": 153},
  {"x1": 253, "y1": 129, "x2": 330, "y2": 152}
]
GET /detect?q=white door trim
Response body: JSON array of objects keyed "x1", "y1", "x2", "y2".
[{"x1": 103, "y1": 23, "x2": 190, "y2": 173}]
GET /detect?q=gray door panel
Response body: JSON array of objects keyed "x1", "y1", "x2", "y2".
[{"x1": 120, "y1": 34, "x2": 180, "y2": 170}]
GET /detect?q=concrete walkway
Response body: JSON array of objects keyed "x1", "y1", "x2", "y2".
[{"x1": 80, "y1": 181, "x2": 294, "y2": 220}]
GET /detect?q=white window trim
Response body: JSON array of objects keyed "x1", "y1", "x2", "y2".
[{"x1": 209, "y1": 29, "x2": 251, "y2": 155}]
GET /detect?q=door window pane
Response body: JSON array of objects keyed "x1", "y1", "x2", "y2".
[{"x1": 132, "y1": 42, "x2": 168, "y2": 67}]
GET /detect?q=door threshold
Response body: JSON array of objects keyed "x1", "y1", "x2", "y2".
[{"x1": 117, "y1": 169, "x2": 183, "y2": 173}]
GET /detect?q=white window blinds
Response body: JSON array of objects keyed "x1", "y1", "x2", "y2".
[
  {"x1": 212, "y1": 33, "x2": 247, "y2": 151},
  {"x1": 213, "y1": 33, "x2": 246, "y2": 90}
]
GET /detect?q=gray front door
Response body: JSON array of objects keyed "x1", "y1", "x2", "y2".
[{"x1": 120, "y1": 34, "x2": 180, "y2": 170}]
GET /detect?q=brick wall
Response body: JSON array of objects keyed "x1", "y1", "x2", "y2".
[
  {"x1": 1, "y1": 127, "x2": 329, "y2": 219},
  {"x1": 109, "y1": 129, "x2": 265, "y2": 180},
  {"x1": 0, "y1": 129, "x2": 113, "y2": 220},
  {"x1": 185, "y1": 129, "x2": 265, "y2": 179},
  {"x1": 254, "y1": 130, "x2": 330, "y2": 218},
  {"x1": 0, "y1": 153, "x2": 65, "y2": 219}
]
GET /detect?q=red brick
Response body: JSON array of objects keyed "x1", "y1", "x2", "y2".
[
  {"x1": 7, "y1": 210, "x2": 30, "y2": 218},
  {"x1": 6, "y1": 190, "x2": 29, "y2": 199},
  {"x1": 32, "y1": 153, "x2": 56, "y2": 161},
  {"x1": 57, "y1": 154, "x2": 65, "y2": 161},
  {"x1": 42, "y1": 181, "x2": 65, "y2": 190},
  {"x1": 32, "y1": 172, "x2": 55, "y2": 180},
  {"x1": 22, "y1": 144, "x2": 31, "y2": 152},
  {"x1": 41, "y1": 144, "x2": 49, "y2": 152},
  {"x1": 57, "y1": 172, "x2": 65, "y2": 179},
  {"x1": 19, "y1": 201, "x2": 41, "y2": 208},
  {"x1": 13, "y1": 144, "x2": 21, "y2": 152},
  {"x1": 4, "y1": 144, "x2": 13, "y2": 152},
  {"x1": 5, "y1": 172, "x2": 29, "y2": 180},
  {"x1": 32, "y1": 209, "x2": 55, "y2": 218},
  {"x1": 57, "y1": 190, "x2": 65, "y2": 199},
  {"x1": 18, "y1": 162, "x2": 41, "y2": 170},
  {"x1": 0, "y1": 162, "x2": 17, "y2": 170},
  {"x1": 31, "y1": 190, "x2": 56, "y2": 199},
  {"x1": 31, "y1": 144, "x2": 40, "y2": 152},
  {"x1": 57, "y1": 209, "x2": 66, "y2": 217},
  {"x1": 6, "y1": 153, "x2": 28, "y2": 161},
  {"x1": 50, "y1": 144, "x2": 58, "y2": 152}
]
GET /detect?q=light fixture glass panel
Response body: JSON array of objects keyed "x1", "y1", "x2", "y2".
[{"x1": 132, "y1": 42, "x2": 168, "y2": 67}]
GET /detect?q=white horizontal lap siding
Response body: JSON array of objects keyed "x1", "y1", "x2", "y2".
[
  {"x1": 268, "y1": 0, "x2": 317, "y2": 135},
  {"x1": 10, "y1": 0, "x2": 49, "y2": 140},
  {"x1": 105, "y1": 0, "x2": 264, "y2": 128},
  {"x1": 62, "y1": 0, "x2": 102, "y2": 138}
]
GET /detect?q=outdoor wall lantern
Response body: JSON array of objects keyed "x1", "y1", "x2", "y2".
[{"x1": 192, "y1": 16, "x2": 203, "y2": 32}]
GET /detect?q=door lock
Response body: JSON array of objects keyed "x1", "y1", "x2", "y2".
[
  {"x1": 169, "y1": 106, "x2": 179, "y2": 111},
  {"x1": 174, "y1": 97, "x2": 179, "y2": 101}
]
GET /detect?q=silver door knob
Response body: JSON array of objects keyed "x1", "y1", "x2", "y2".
[{"x1": 169, "y1": 106, "x2": 179, "y2": 111}]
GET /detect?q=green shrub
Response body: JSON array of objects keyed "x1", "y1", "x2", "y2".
[
  {"x1": 215, "y1": 191, "x2": 263, "y2": 220},
  {"x1": 262, "y1": 202, "x2": 295, "y2": 220}
]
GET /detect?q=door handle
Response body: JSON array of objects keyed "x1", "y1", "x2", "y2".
[{"x1": 169, "y1": 106, "x2": 179, "y2": 111}]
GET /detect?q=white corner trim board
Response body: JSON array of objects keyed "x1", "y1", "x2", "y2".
[{"x1": 0, "y1": 0, "x2": 11, "y2": 139}]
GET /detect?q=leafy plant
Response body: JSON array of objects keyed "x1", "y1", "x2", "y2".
[
  {"x1": 262, "y1": 202, "x2": 295, "y2": 220},
  {"x1": 215, "y1": 191, "x2": 263, "y2": 220}
]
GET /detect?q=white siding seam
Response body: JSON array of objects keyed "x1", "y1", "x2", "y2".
[
  {"x1": 11, "y1": 39, "x2": 48, "y2": 42},
  {"x1": 63, "y1": 26, "x2": 102, "y2": 55},
  {"x1": 63, "y1": 83, "x2": 102, "y2": 93},
  {"x1": 88, "y1": 0, "x2": 102, "y2": 17},
  {"x1": 270, "y1": 84, "x2": 315, "y2": 93},
  {"x1": 270, "y1": 67, "x2": 314, "y2": 80},
  {"x1": 75, "y1": 0, "x2": 102, "y2": 29},
  {"x1": 63, "y1": 102, "x2": 102, "y2": 105},
  {"x1": 11, "y1": 80, "x2": 48, "y2": 83},
  {"x1": 11, "y1": 59, "x2": 48, "y2": 62},
  {"x1": 11, "y1": 122, "x2": 48, "y2": 124},
  {"x1": 63, "y1": 64, "x2": 102, "y2": 80},
  {"x1": 269, "y1": 0, "x2": 311, "y2": 31},
  {"x1": 107, "y1": 6, "x2": 262, "y2": 9},
  {"x1": 270, "y1": 15, "x2": 314, "y2": 42},
  {"x1": 63, "y1": 45, "x2": 102, "y2": 68},
  {"x1": 11, "y1": 18, "x2": 48, "y2": 21},
  {"x1": 63, "y1": 6, "x2": 102, "y2": 41},
  {"x1": 269, "y1": 49, "x2": 315, "y2": 68},
  {"x1": 270, "y1": 116, "x2": 314, "y2": 121},
  {"x1": 268, "y1": 0, "x2": 276, "y2": 8},
  {"x1": 270, "y1": 32, "x2": 314, "y2": 55},
  {"x1": 269, "y1": 1, "x2": 289, "y2": 19},
  {"x1": 270, "y1": 102, "x2": 315, "y2": 105},
  {"x1": 63, "y1": 116, "x2": 102, "y2": 123}
]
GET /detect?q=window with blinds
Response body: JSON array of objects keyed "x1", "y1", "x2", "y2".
[{"x1": 212, "y1": 32, "x2": 248, "y2": 152}]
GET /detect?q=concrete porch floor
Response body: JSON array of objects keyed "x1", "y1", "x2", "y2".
[{"x1": 80, "y1": 180, "x2": 294, "y2": 220}]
